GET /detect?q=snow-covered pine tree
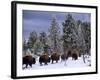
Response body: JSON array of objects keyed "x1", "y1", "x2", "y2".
[
  {"x1": 39, "y1": 32, "x2": 48, "y2": 54},
  {"x1": 77, "y1": 21, "x2": 86, "y2": 63},
  {"x1": 49, "y1": 16, "x2": 61, "y2": 54},
  {"x1": 77, "y1": 20, "x2": 91, "y2": 63},
  {"x1": 62, "y1": 14, "x2": 80, "y2": 66},
  {"x1": 62, "y1": 14, "x2": 78, "y2": 52},
  {"x1": 82, "y1": 22, "x2": 91, "y2": 55},
  {"x1": 23, "y1": 39, "x2": 28, "y2": 56},
  {"x1": 27, "y1": 31, "x2": 37, "y2": 50},
  {"x1": 34, "y1": 37, "x2": 43, "y2": 55}
]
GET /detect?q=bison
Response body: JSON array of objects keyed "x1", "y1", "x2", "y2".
[
  {"x1": 23, "y1": 55, "x2": 36, "y2": 69},
  {"x1": 61, "y1": 50, "x2": 71, "y2": 61},
  {"x1": 61, "y1": 54, "x2": 68, "y2": 61},
  {"x1": 39, "y1": 54, "x2": 50, "y2": 66},
  {"x1": 51, "y1": 53, "x2": 60, "y2": 64},
  {"x1": 72, "y1": 53, "x2": 78, "y2": 60}
]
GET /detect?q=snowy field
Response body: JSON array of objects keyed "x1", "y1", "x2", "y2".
[{"x1": 23, "y1": 56, "x2": 91, "y2": 70}]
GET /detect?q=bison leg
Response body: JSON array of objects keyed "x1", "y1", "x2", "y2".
[
  {"x1": 45, "y1": 62, "x2": 48, "y2": 65},
  {"x1": 40, "y1": 62, "x2": 43, "y2": 66},
  {"x1": 56, "y1": 60, "x2": 58, "y2": 63},
  {"x1": 29, "y1": 63, "x2": 32, "y2": 68},
  {"x1": 72, "y1": 54, "x2": 78, "y2": 60},
  {"x1": 52, "y1": 60, "x2": 53, "y2": 64},
  {"x1": 26, "y1": 64, "x2": 28, "y2": 68}
]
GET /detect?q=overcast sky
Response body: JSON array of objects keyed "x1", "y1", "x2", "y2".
[{"x1": 23, "y1": 10, "x2": 91, "y2": 41}]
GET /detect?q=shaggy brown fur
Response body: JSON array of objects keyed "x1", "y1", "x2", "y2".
[
  {"x1": 51, "y1": 53, "x2": 60, "y2": 64},
  {"x1": 39, "y1": 54, "x2": 50, "y2": 66},
  {"x1": 23, "y1": 55, "x2": 36, "y2": 68},
  {"x1": 61, "y1": 54, "x2": 68, "y2": 61}
]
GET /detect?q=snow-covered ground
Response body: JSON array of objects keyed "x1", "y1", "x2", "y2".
[{"x1": 23, "y1": 56, "x2": 91, "y2": 70}]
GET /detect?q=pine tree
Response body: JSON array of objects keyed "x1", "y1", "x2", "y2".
[
  {"x1": 40, "y1": 32, "x2": 47, "y2": 46},
  {"x1": 77, "y1": 21, "x2": 91, "y2": 63},
  {"x1": 39, "y1": 32, "x2": 48, "y2": 53},
  {"x1": 23, "y1": 39, "x2": 27, "y2": 56},
  {"x1": 27, "y1": 31, "x2": 37, "y2": 49},
  {"x1": 34, "y1": 38, "x2": 43, "y2": 55},
  {"x1": 49, "y1": 17, "x2": 61, "y2": 53},
  {"x1": 77, "y1": 21, "x2": 86, "y2": 63},
  {"x1": 62, "y1": 14, "x2": 78, "y2": 51},
  {"x1": 82, "y1": 22, "x2": 91, "y2": 55}
]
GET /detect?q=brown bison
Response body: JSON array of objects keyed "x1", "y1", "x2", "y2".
[
  {"x1": 51, "y1": 53, "x2": 60, "y2": 64},
  {"x1": 61, "y1": 54, "x2": 68, "y2": 61},
  {"x1": 39, "y1": 54, "x2": 51, "y2": 66},
  {"x1": 72, "y1": 53, "x2": 78, "y2": 60},
  {"x1": 23, "y1": 55, "x2": 36, "y2": 69},
  {"x1": 61, "y1": 50, "x2": 71, "y2": 61},
  {"x1": 61, "y1": 53, "x2": 78, "y2": 61}
]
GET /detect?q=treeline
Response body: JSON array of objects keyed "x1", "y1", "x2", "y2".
[{"x1": 23, "y1": 14, "x2": 91, "y2": 56}]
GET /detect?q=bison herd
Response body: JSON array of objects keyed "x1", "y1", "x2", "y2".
[{"x1": 23, "y1": 52, "x2": 78, "y2": 69}]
